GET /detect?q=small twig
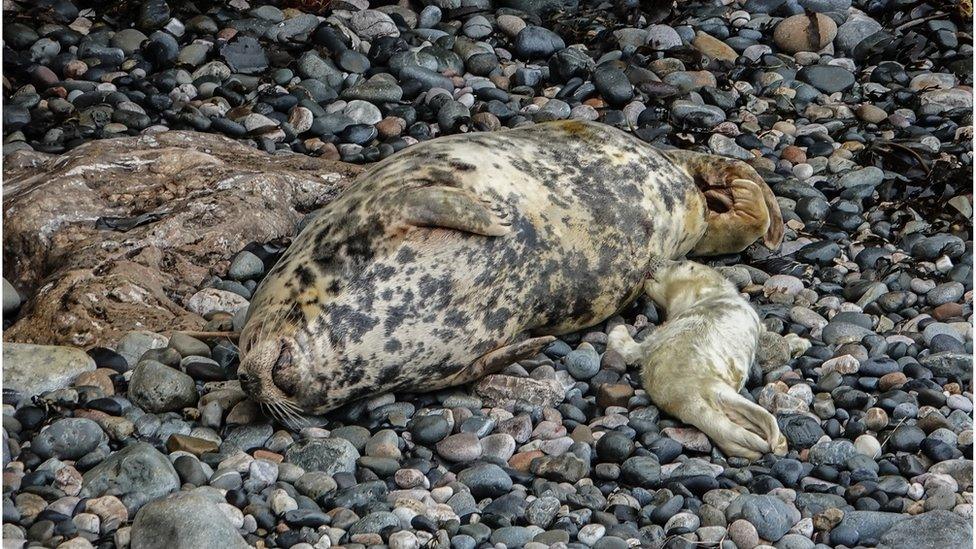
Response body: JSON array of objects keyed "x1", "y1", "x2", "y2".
[
  {"x1": 880, "y1": 416, "x2": 908, "y2": 450},
  {"x1": 895, "y1": 12, "x2": 949, "y2": 32},
  {"x1": 174, "y1": 330, "x2": 241, "y2": 340}
]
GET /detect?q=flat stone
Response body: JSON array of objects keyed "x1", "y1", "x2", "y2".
[
  {"x1": 285, "y1": 437, "x2": 359, "y2": 475},
  {"x1": 798, "y1": 65, "x2": 856, "y2": 93},
  {"x1": 474, "y1": 375, "x2": 565, "y2": 408},
  {"x1": 3, "y1": 343, "x2": 96, "y2": 397},
  {"x1": 129, "y1": 360, "x2": 198, "y2": 413},
  {"x1": 82, "y1": 442, "x2": 180, "y2": 512},
  {"x1": 692, "y1": 31, "x2": 737, "y2": 61}
]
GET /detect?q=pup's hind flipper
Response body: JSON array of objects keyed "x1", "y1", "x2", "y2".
[
  {"x1": 658, "y1": 384, "x2": 771, "y2": 461},
  {"x1": 717, "y1": 386, "x2": 788, "y2": 457},
  {"x1": 652, "y1": 381, "x2": 786, "y2": 461}
]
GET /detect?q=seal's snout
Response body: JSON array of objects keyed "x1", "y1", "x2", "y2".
[
  {"x1": 238, "y1": 335, "x2": 311, "y2": 425},
  {"x1": 270, "y1": 337, "x2": 300, "y2": 395},
  {"x1": 238, "y1": 336, "x2": 302, "y2": 401},
  {"x1": 238, "y1": 371, "x2": 259, "y2": 394}
]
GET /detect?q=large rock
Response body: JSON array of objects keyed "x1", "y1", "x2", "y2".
[
  {"x1": 285, "y1": 437, "x2": 359, "y2": 475},
  {"x1": 837, "y1": 510, "x2": 908, "y2": 541},
  {"x1": 130, "y1": 489, "x2": 249, "y2": 549},
  {"x1": 3, "y1": 343, "x2": 95, "y2": 397},
  {"x1": 928, "y1": 459, "x2": 973, "y2": 490},
  {"x1": 81, "y1": 441, "x2": 181, "y2": 513},
  {"x1": 773, "y1": 13, "x2": 837, "y2": 54},
  {"x1": 877, "y1": 510, "x2": 971, "y2": 549},
  {"x1": 128, "y1": 360, "x2": 198, "y2": 413},
  {"x1": 2, "y1": 131, "x2": 359, "y2": 347},
  {"x1": 32, "y1": 417, "x2": 107, "y2": 460},
  {"x1": 919, "y1": 352, "x2": 972, "y2": 383},
  {"x1": 725, "y1": 494, "x2": 801, "y2": 542},
  {"x1": 474, "y1": 374, "x2": 566, "y2": 408}
]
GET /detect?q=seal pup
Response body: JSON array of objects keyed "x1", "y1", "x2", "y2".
[
  {"x1": 607, "y1": 260, "x2": 804, "y2": 460},
  {"x1": 236, "y1": 120, "x2": 784, "y2": 430}
]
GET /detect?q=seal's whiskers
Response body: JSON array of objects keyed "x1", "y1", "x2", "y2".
[{"x1": 263, "y1": 397, "x2": 309, "y2": 429}]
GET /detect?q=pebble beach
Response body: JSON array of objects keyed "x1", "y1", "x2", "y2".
[{"x1": 1, "y1": 0, "x2": 973, "y2": 548}]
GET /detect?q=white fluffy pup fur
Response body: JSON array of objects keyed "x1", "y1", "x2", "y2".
[{"x1": 608, "y1": 260, "x2": 799, "y2": 460}]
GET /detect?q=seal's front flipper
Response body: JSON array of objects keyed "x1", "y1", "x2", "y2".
[
  {"x1": 607, "y1": 325, "x2": 647, "y2": 364},
  {"x1": 663, "y1": 149, "x2": 784, "y2": 252},
  {"x1": 445, "y1": 336, "x2": 556, "y2": 387},
  {"x1": 399, "y1": 187, "x2": 512, "y2": 237},
  {"x1": 692, "y1": 179, "x2": 773, "y2": 256}
]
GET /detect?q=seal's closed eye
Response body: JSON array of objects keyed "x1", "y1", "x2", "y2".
[
  {"x1": 273, "y1": 341, "x2": 293, "y2": 374},
  {"x1": 270, "y1": 339, "x2": 300, "y2": 395}
]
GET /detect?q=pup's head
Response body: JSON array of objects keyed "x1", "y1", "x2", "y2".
[{"x1": 644, "y1": 260, "x2": 736, "y2": 312}]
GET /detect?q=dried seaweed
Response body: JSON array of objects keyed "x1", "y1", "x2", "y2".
[{"x1": 95, "y1": 212, "x2": 169, "y2": 232}]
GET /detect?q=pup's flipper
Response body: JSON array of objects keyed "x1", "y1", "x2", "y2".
[
  {"x1": 655, "y1": 382, "x2": 786, "y2": 461},
  {"x1": 716, "y1": 385, "x2": 788, "y2": 457},
  {"x1": 606, "y1": 325, "x2": 646, "y2": 364}
]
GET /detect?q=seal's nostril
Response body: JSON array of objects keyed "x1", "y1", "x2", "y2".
[{"x1": 238, "y1": 372, "x2": 252, "y2": 386}]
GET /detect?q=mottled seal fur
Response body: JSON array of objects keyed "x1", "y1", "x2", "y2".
[
  {"x1": 236, "y1": 120, "x2": 784, "y2": 428},
  {"x1": 608, "y1": 260, "x2": 798, "y2": 460}
]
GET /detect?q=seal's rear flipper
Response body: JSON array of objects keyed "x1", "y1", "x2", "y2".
[
  {"x1": 665, "y1": 385, "x2": 774, "y2": 461},
  {"x1": 445, "y1": 336, "x2": 556, "y2": 387},
  {"x1": 398, "y1": 187, "x2": 512, "y2": 237},
  {"x1": 717, "y1": 386, "x2": 788, "y2": 457}
]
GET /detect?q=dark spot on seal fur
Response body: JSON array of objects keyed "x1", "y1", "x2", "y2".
[
  {"x1": 295, "y1": 265, "x2": 316, "y2": 288},
  {"x1": 450, "y1": 160, "x2": 476, "y2": 172},
  {"x1": 373, "y1": 264, "x2": 397, "y2": 281},
  {"x1": 384, "y1": 304, "x2": 409, "y2": 336},
  {"x1": 444, "y1": 310, "x2": 470, "y2": 328},
  {"x1": 376, "y1": 364, "x2": 399, "y2": 384},
  {"x1": 484, "y1": 307, "x2": 511, "y2": 331},
  {"x1": 396, "y1": 247, "x2": 417, "y2": 264},
  {"x1": 327, "y1": 304, "x2": 379, "y2": 345}
]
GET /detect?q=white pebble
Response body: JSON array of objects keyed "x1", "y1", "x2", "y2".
[
  {"x1": 269, "y1": 488, "x2": 298, "y2": 515},
  {"x1": 578, "y1": 524, "x2": 606, "y2": 546},
  {"x1": 389, "y1": 530, "x2": 419, "y2": 549},
  {"x1": 854, "y1": 434, "x2": 881, "y2": 459}
]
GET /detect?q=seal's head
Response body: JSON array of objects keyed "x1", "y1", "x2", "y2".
[
  {"x1": 237, "y1": 317, "x2": 322, "y2": 426},
  {"x1": 644, "y1": 260, "x2": 737, "y2": 314}
]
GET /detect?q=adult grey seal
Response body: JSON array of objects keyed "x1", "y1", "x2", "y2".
[{"x1": 236, "y1": 120, "x2": 784, "y2": 440}]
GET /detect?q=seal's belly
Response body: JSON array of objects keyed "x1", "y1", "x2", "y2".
[
  {"x1": 245, "y1": 121, "x2": 710, "y2": 411},
  {"x1": 328, "y1": 129, "x2": 708, "y2": 385}
]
